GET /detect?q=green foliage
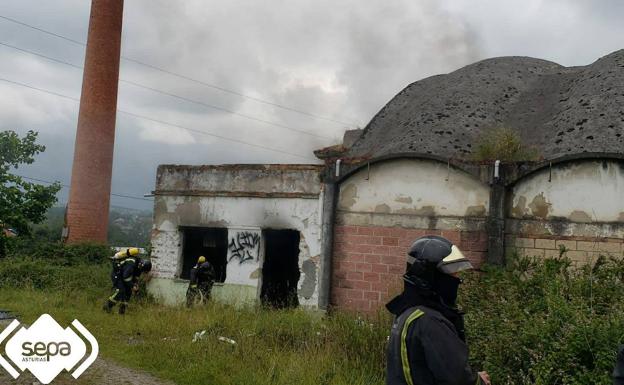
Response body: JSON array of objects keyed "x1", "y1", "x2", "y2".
[
  {"x1": 29, "y1": 206, "x2": 65, "y2": 242},
  {"x1": 473, "y1": 127, "x2": 540, "y2": 162},
  {"x1": 0, "y1": 130, "x2": 61, "y2": 255},
  {"x1": 5, "y1": 237, "x2": 112, "y2": 265},
  {"x1": 0, "y1": 242, "x2": 112, "y2": 297},
  {"x1": 0, "y1": 257, "x2": 110, "y2": 297},
  {"x1": 461, "y1": 254, "x2": 624, "y2": 385},
  {"x1": 1, "y1": 243, "x2": 623, "y2": 385},
  {"x1": 0, "y1": 242, "x2": 389, "y2": 385}
]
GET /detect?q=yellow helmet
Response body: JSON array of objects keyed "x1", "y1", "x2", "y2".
[
  {"x1": 112, "y1": 247, "x2": 141, "y2": 260},
  {"x1": 198, "y1": 256, "x2": 206, "y2": 264}
]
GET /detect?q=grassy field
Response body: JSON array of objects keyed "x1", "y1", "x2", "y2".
[
  {"x1": 0, "y1": 287, "x2": 390, "y2": 385},
  {"x1": 0, "y1": 259, "x2": 389, "y2": 385},
  {"x1": 2, "y1": 242, "x2": 624, "y2": 385}
]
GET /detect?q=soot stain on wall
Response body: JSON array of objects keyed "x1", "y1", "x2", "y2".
[{"x1": 528, "y1": 193, "x2": 551, "y2": 219}]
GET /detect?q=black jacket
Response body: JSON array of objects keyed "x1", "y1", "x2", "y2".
[
  {"x1": 111, "y1": 257, "x2": 139, "y2": 287},
  {"x1": 189, "y1": 262, "x2": 216, "y2": 287},
  {"x1": 386, "y1": 305, "x2": 481, "y2": 385}
]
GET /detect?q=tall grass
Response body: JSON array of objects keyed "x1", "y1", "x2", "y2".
[
  {"x1": 0, "y1": 244, "x2": 389, "y2": 385},
  {"x1": 1, "y1": 244, "x2": 623, "y2": 384},
  {"x1": 0, "y1": 291, "x2": 389, "y2": 385}
]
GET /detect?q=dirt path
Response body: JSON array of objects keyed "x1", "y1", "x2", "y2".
[{"x1": 0, "y1": 357, "x2": 177, "y2": 385}]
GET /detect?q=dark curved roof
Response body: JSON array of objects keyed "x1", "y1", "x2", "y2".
[{"x1": 345, "y1": 50, "x2": 624, "y2": 160}]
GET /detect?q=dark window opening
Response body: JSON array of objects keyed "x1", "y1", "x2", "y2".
[
  {"x1": 180, "y1": 227, "x2": 228, "y2": 282},
  {"x1": 261, "y1": 229, "x2": 301, "y2": 308}
]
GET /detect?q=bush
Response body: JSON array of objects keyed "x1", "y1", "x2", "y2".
[
  {"x1": 461, "y1": 254, "x2": 624, "y2": 385},
  {"x1": 0, "y1": 258, "x2": 108, "y2": 293},
  {"x1": 473, "y1": 127, "x2": 540, "y2": 162},
  {"x1": 5, "y1": 237, "x2": 112, "y2": 265},
  {"x1": 0, "y1": 240, "x2": 113, "y2": 298}
]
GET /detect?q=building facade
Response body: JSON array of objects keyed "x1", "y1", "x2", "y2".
[
  {"x1": 149, "y1": 50, "x2": 624, "y2": 312},
  {"x1": 149, "y1": 165, "x2": 324, "y2": 308}
]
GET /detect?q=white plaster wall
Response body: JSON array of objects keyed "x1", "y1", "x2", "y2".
[
  {"x1": 226, "y1": 227, "x2": 262, "y2": 288},
  {"x1": 150, "y1": 195, "x2": 322, "y2": 307},
  {"x1": 150, "y1": 228, "x2": 181, "y2": 279},
  {"x1": 338, "y1": 159, "x2": 490, "y2": 217},
  {"x1": 510, "y1": 160, "x2": 624, "y2": 222}
]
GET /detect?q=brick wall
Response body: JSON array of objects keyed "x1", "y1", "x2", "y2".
[
  {"x1": 331, "y1": 225, "x2": 488, "y2": 313},
  {"x1": 66, "y1": 0, "x2": 123, "y2": 244},
  {"x1": 505, "y1": 234, "x2": 624, "y2": 265}
]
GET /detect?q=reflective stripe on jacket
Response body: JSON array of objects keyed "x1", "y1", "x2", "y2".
[
  {"x1": 386, "y1": 305, "x2": 482, "y2": 385},
  {"x1": 112, "y1": 258, "x2": 137, "y2": 286}
]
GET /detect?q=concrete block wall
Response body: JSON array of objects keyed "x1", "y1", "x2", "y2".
[
  {"x1": 331, "y1": 225, "x2": 487, "y2": 313},
  {"x1": 505, "y1": 234, "x2": 624, "y2": 265}
]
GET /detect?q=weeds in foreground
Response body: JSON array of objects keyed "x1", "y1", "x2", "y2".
[
  {"x1": 1, "y1": 245, "x2": 623, "y2": 385},
  {"x1": 462, "y1": 254, "x2": 624, "y2": 385}
]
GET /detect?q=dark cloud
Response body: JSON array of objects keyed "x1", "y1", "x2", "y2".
[{"x1": 1, "y1": 0, "x2": 621, "y2": 211}]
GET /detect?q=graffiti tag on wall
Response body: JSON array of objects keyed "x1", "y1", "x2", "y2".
[{"x1": 228, "y1": 231, "x2": 260, "y2": 265}]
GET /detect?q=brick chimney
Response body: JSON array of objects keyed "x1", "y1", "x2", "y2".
[{"x1": 66, "y1": 0, "x2": 124, "y2": 244}]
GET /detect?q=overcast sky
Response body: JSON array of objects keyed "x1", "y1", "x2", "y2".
[{"x1": 1, "y1": 0, "x2": 623, "y2": 211}]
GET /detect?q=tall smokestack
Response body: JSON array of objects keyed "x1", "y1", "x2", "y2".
[{"x1": 66, "y1": 0, "x2": 124, "y2": 244}]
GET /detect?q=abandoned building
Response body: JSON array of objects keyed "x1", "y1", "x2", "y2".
[
  {"x1": 148, "y1": 164, "x2": 324, "y2": 308},
  {"x1": 149, "y1": 49, "x2": 624, "y2": 313}
]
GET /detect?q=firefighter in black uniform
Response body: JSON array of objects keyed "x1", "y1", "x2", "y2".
[
  {"x1": 386, "y1": 235, "x2": 491, "y2": 385},
  {"x1": 186, "y1": 256, "x2": 216, "y2": 307},
  {"x1": 103, "y1": 248, "x2": 152, "y2": 315}
]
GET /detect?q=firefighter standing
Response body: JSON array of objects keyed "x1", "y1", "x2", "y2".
[
  {"x1": 186, "y1": 256, "x2": 216, "y2": 307},
  {"x1": 386, "y1": 235, "x2": 491, "y2": 385},
  {"x1": 103, "y1": 248, "x2": 152, "y2": 315}
]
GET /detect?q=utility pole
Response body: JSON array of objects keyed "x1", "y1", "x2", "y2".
[{"x1": 66, "y1": 0, "x2": 124, "y2": 244}]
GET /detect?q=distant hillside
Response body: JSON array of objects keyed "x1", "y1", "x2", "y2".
[{"x1": 32, "y1": 206, "x2": 153, "y2": 247}]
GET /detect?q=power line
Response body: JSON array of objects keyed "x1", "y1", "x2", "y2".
[
  {"x1": 0, "y1": 14, "x2": 357, "y2": 127},
  {"x1": 117, "y1": 110, "x2": 319, "y2": 161},
  {"x1": 0, "y1": 77, "x2": 79, "y2": 101},
  {"x1": 0, "y1": 41, "x2": 82, "y2": 69},
  {"x1": 0, "y1": 41, "x2": 332, "y2": 140},
  {"x1": 0, "y1": 77, "x2": 318, "y2": 161},
  {"x1": 13, "y1": 175, "x2": 154, "y2": 202},
  {"x1": 122, "y1": 57, "x2": 355, "y2": 127},
  {"x1": 120, "y1": 80, "x2": 332, "y2": 140},
  {"x1": 0, "y1": 15, "x2": 84, "y2": 46}
]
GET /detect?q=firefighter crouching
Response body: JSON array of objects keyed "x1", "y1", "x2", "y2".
[
  {"x1": 186, "y1": 256, "x2": 216, "y2": 307},
  {"x1": 386, "y1": 235, "x2": 491, "y2": 385},
  {"x1": 103, "y1": 248, "x2": 152, "y2": 315}
]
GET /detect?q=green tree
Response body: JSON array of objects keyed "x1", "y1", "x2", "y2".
[{"x1": 0, "y1": 130, "x2": 61, "y2": 256}]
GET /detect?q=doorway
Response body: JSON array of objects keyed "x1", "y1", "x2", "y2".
[
  {"x1": 261, "y1": 229, "x2": 301, "y2": 308},
  {"x1": 180, "y1": 227, "x2": 228, "y2": 282}
]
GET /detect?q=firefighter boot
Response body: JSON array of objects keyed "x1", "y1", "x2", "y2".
[
  {"x1": 103, "y1": 300, "x2": 115, "y2": 313},
  {"x1": 118, "y1": 302, "x2": 127, "y2": 315}
]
